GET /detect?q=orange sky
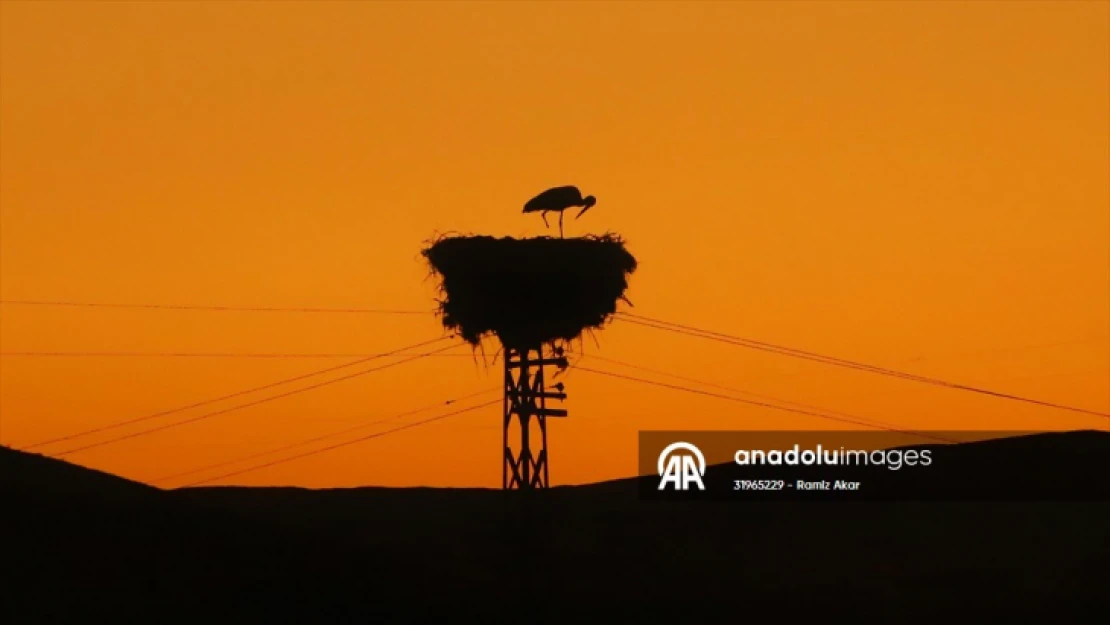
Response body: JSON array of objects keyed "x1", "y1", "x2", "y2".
[{"x1": 1, "y1": 1, "x2": 1107, "y2": 489}]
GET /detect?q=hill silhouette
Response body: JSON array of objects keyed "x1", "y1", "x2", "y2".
[{"x1": 3, "y1": 432, "x2": 1109, "y2": 623}]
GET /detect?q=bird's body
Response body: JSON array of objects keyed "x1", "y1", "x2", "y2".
[{"x1": 522, "y1": 185, "x2": 596, "y2": 237}]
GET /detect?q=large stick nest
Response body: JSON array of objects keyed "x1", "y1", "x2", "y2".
[{"x1": 421, "y1": 234, "x2": 637, "y2": 349}]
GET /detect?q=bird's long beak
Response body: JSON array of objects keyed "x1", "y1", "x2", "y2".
[{"x1": 575, "y1": 206, "x2": 591, "y2": 219}]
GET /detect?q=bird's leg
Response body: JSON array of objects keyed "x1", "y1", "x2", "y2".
[
  {"x1": 559, "y1": 212, "x2": 565, "y2": 238},
  {"x1": 541, "y1": 211, "x2": 549, "y2": 227}
]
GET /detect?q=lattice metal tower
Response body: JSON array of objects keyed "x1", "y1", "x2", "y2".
[{"x1": 502, "y1": 344, "x2": 568, "y2": 489}]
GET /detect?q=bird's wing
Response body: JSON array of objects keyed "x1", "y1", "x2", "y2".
[
  {"x1": 524, "y1": 187, "x2": 558, "y2": 210},
  {"x1": 524, "y1": 185, "x2": 580, "y2": 211}
]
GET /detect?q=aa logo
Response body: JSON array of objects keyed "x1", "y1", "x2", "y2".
[{"x1": 657, "y1": 441, "x2": 706, "y2": 491}]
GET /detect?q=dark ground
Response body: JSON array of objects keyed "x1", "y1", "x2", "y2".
[{"x1": 2, "y1": 431, "x2": 1108, "y2": 624}]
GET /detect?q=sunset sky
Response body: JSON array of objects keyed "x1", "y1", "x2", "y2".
[{"x1": 1, "y1": 1, "x2": 1107, "y2": 489}]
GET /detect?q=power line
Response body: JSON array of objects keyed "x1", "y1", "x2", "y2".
[
  {"x1": 0, "y1": 351, "x2": 478, "y2": 359},
  {"x1": 153, "y1": 387, "x2": 500, "y2": 485},
  {"x1": 574, "y1": 364, "x2": 961, "y2": 444},
  {"x1": 18, "y1": 335, "x2": 450, "y2": 452},
  {"x1": 614, "y1": 312, "x2": 1110, "y2": 420},
  {"x1": 583, "y1": 353, "x2": 957, "y2": 441},
  {"x1": 51, "y1": 341, "x2": 463, "y2": 457},
  {"x1": 0, "y1": 299, "x2": 433, "y2": 315},
  {"x1": 615, "y1": 315, "x2": 963, "y2": 387},
  {"x1": 24, "y1": 335, "x2": 455, "y2": 453},
  {"x1": 181, "y1": 398, "x2": 502, "y2": 487}
]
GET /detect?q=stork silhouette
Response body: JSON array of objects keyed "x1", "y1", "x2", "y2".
[{"x1": 523, "y1": 185, "x2": 596, "y2": 238}]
